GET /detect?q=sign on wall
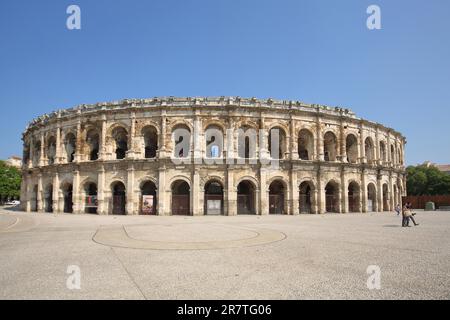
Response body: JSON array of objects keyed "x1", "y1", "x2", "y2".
[{"x1": 142, "y1": 195, "x2": 154, "y2": 215}]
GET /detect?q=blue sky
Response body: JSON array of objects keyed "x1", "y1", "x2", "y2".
[{"x1": 0, "y1": 0, "x2": 449, "y2": 165}]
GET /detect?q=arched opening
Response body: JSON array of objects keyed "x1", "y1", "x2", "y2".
[
  {"x1": 86, "y1": 130, "x2": 100, "y2": 161},
  {"x1": 204, "y1": 180, "x2": 224, "y2": 215},
  {"x1": 84, "y1": 182, "x2": 98, "y2": 214},
  {"x1": 382, "y1": 184, "x2": 389, "y2": 211},
  {"x1": 299, "y1": 181, "x2": 314, "y2": 214},
  {"x1": 140, "y1": 181, "x2": 157, "y2": 215},
  {"x1": 112, "y1": 127, "x2": 128, "y2": 160},
  {"x1": 62, "y1": 183, "x2": 73, "y2": 213},
  {"x1": 238, "y1": 126, "x2": 257, "y2": 160},
  {"x1": 325, "y1": 181, "x2": 339, "y2": 213},
  {"x1": 31, "y1": 185, "x2": 38, "y2": 212},
  {"x1": 205, "y1": 125, "x2": 223, "y2": 158},
  {"x1": 269, "y1": 180, "x2": 285, "y2": 214},
  {"x1": 346, "y1": 134, "x2": 358, "y2": 163},
  {"x1": 324, "y1": 132, "x2": 337, "y2": 162},
  {"x1": 65, "y1": 133, "x2": 76, "y2": 163},
  {"x1": 172, "y1": 125, "x2": 191, "y2": 158},
  {"x1": 367, "y1": 183, "x2": 377, "y2": 212},
  {"x1": 391, "y1": 145, "x2": 395, "y2": 164},
  {"x1": 44, "y1": 184, "x2": 53, "y2": 213},
  {"x1": 237, "y1": 180, "x2": 255, "y2": 215},
  {"x1": 111, "y1": 181, "x2": 126, "y2": 215},
  {"x1": 23, "y1": 143, "x2": 30, "y2": 165},
  {"x1": 171, "y1": 180, "x2": 190, "y2": 215},
  {"x1": 365, "y1": 137, "x2": 375, "y2": 163},
  {"x1": 142, "y1": 126, "x2": 158, "y2": 159},
  {"x1": 298, "y1": 129, "x2": 314, "y2": 160},
  {"x1": 380, "y1": 141, "x2": 387, "y2": 163},
  {"x1": 348, "y1": 181, "x2": 361, "y2": 213},
  {"x1": 268, "y1": 127, "x2": 286, "y2": 159},
  {"x1": 46, "y1": 137, "x2": 56, "y2": 165},
  {"x1": 33, "y1": 141, "x2": 41, "y2": 167}
]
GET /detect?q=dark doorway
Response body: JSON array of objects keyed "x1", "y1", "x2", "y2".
[
  {"x1": 383, "y1": 184, "x2": 389, "y2": 211},
  {"x1": 325, "y1": 182, "x2": 339, "y2": 213},
  {"x1": 85, "y1": 183, "x2": 98, "y2": 214},
  {"x1": 269, "y1": 180, "x2": 285, "y2": 214},
  {"x1": 112, "y1": 182, "x2": 126, "y2": 215},
  {"x1": 172, "y1": 180, "x2": 190, "y2": 215},
  {"x1": 44, "y1": 184, "x2": 53, "y2": 213},
  {"x1": 348, "y1": 182, "x2": 360, "y2": 212},
  {"x1": 299, "y1": 182, "x2": 313, "y2": 214},
  {"x1": 63, "y1": 184, "x2": 73, "y2": 213},
  {"x1": 237, "y1": 180, "x2": 255, "y2": 215},
  {"x1": 32, "y1": 185, "x2": 38, "y2": 212},
  {"x1": 204, "y1": 181, "x2": 223, "y2": 215},
  {"x1": 141, "y1": 181, "x2": 157, "y2": 215}
]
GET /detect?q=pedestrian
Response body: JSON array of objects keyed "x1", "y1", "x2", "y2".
[
  {"x1": 395, "y1": 204, "x2": 401, "y2": 215},
  {"x1": 402, "y1": 204, "x2": 411, "y2": 227}
]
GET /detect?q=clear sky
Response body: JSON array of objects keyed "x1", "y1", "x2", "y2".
[{"x1": 0, "y1": 0, "x2": 449, "y2": 165}]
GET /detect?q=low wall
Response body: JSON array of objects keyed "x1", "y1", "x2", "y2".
[{"x1": 402, "y1": 195, "x2": 450, "y2": 209}]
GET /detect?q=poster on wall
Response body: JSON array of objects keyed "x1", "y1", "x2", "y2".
[{"x1": 142, "y1": 195, "x2": 154, "y2": 215}]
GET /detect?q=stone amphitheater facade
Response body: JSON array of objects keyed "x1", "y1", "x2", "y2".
[{"x1": 20, "y1": 97, "x2": 406, "y2": 216}]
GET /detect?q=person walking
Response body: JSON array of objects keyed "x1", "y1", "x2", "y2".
[
  {"x1": 395, "y1": 204, "x2": 401, "y2": 216},
  {"x1": 402, "y1": 204, "x2": 411, "y2": 227}
]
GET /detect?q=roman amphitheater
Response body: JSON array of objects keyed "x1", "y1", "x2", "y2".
[{"x1": 19, "y1": 97, "x2": 406, "y2": 216}]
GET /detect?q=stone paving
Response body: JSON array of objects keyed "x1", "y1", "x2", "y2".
[{"x1": 0, "y1": 207, "x2": 449, "y2": 300}]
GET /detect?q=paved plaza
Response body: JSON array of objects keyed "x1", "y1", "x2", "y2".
[{"x1": 0, "y1": 207, "x2": 448, "y2": 300}]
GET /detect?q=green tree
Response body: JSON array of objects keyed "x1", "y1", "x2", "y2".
[
  {"x1": 0, "y1": 160, "x2": 22, "y2": 203},
  {"x1": 406, "y1": 164, "x2": 450, "y2": 196}
]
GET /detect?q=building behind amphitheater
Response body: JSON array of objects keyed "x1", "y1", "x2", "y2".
[{"x1": 20, "y1": 97, "x2": 406, "y2": 216}]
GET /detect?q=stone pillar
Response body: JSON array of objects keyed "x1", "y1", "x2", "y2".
[
  {"x1": 227, "y1": 170, "x2": 236, "y2": 216},
  {"x1": 317, "y1": 169, "x2": 324, "y2": 214},
  {"x1": 52, "y1": 173, "x2": 59, "y2": 213},
  {"x1": 55, "y1": 126, "x2": 62, "y2": 164},
  {"x1": 126, "y1": 164, "x2": 135, "y2": 215},
  {"x1": 37, "y1": 174, "x2": 43, "y2": 212},
  {"x1": 361, "y1": 170, "x2": 367, "y2": 213},
  {"x1": 29, "y1": 138, "x2": 34, "y2": 168},
  {"x1": 127, "y1": 113, "x2": 136, "y2": 159},
  {"x1": 193, "y1": 114, "x2": 202, "y2": 164},
  {"x1": 192, "y1": 170, "x2": 201, "y2": 215},
  {"x1": 74, "y1": 119, "x2": 82, "y2": 163},
  {"x1": 340, "y1": 122, "x2": 346, "y2": 162},
  {"x1": 40, "y1": 132, "x2": 45, "y2": 167},
  {"x1": 259, "y1": 168, "x2": 268, "y2": 215},
  {"x1": 72, "y1": 170, "x2": 81, "y2": 214},
  {"x1": 388, "y1": 175, "x2": 394, "y2": 212},
  {"x1": 316, "y1": 119, "x2": 324, "y2": 161},
  {"x1": 387, "y1": 131, "x2": 392, "y2": 166},
  {"x1": 375, "y1": 126, "x2": 381, "y2": 165},
  {"x1": 341, "y1": 169, "x2": 348, "y2": 213},
  {"x1": 99, "y1": 115, "x2": 107, "y2": 160},
  {"x1": 97, "y1": 166, "x2": 106, "y2": 215},
  {"x1": 337, "y1": 187, "x2": 343, "y2": 213},
  {"x1": 377, "y1": 175, "x2": 383, "y2": 212},
  {"x1": 359, "y1": 123, "x2": 366, "y2": 164},
  {"x1": 290, "y1": 169, "x2": 298, "y2": 215},
  {"x1": 159, "y1": 112, "x2": 167, "y2": 159},
  {"x1": 290, "y1": 118, "x2": 298, "y2": 161},
  {"x1": 157, "y1": 165, "x2": 166, "y2": 215},
  {"x1": 312, "y1": 189, "x2": 319, "y2": 214}
]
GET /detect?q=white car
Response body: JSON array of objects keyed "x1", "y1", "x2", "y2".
[{"x1": 5, "y1": 200, "x2": 20, "y2": 206}]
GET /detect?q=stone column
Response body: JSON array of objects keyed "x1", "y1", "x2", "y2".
[
  {"x1": 259, "y1": 168, "x2": 268, "y2": 215},
  {"x1": 193, "y1": 114, "x2": 202, "y2": 164},
  {"x1": 29, "y1": 138, "x2": 34, "y2": 168},
  {"x1": 99, "y1": 115, "x2": 107, "y2": 160},
  {"x1": 361, "y1": 169, "x2": 367, "y2": 213},
  {"x1": 74, "y1": 119, "x2": 82, "y2": 163},
  {"x1": 359, "y1": 122, "x2": 366, "y2": 164},
  {"x1": 227, "y1": 170, "x2": 236, "y2": 216},
  {"x1": 341, "y1": 169, "x2": 348, "y2": 213},
  {"x1": 316, "y1": 119, "x2": 324, "y2": 161},
  {"x1": 127, "y1": 113, "x2": 136, "y2": 160},
  {"x1": 312, "y1": 189, "x2": 319, "y2": 214},
  {"x1": 337, "y1": 187, "x2": 343, "y2": 213},
  {"x1": 317, "y1": 169, "x2": 324, "y2": 214},
  {"x1": 290, "y1": 118, "x2": 298, "y2": 160},
  {"x1": 157, "y1": 165, "x2": 166, "y2": 215},
  {"x1": 377, "y1": 175, "x2": 383, "y2": 212},
  {"x1": 72, "y1": 170, "x2": 81, "y2": 214},
  {"x1": 55, "y1": 126, "x2": 61, "y2": 164},
  {"x1": 192, "y1": 170, "x2": 201, "y2": 215},
  {"x1": 52, "y1": 173, "x2": 59, "y2": 213},
  {"x1": 97, "y1": 165, "x2": 106, "y2": 215},
  {"x1": 375, "y1": 126, "x2": 381, "y2": 165},
  {"x1": 387, "y1": 131, "x2": 392, "y2": 166},
  {"x1": 159, "y1": 112, "x2": 167, "y2": 159},
  {"x1": 340, "y1": 122, "x2": 346, "y2": 162},
  {"x1": 290, "y1": 169, "x2": 298, "y2": 215},
  {"x1": 40, "y1": 132, "x2": 45, "y2": 167},
  {"x1": 37, "y1": 173, "x2": 43, "y2": 212},
  {"x1": 126, "y1": 164, "x2": 135, "y2": 215}
]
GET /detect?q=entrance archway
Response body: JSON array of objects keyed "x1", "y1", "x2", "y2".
[
  {"x1": 325, "y1": 181, "x2": 339, "y2": 213},
  {"x1": 237, "y1": 180, "x2": 255, "y2": 215},
  {"x1": 367, "y1": 183, "x2": 377, "y2": 212},
  {"x1": 269, "y1": 180, "x2": 285, "y2": 214},
  {"x1": 44, "y1": 184, "x2": 53, "y2": 213},
  {"x1": 348, "y1": 181, "x2": 361, "y2": 213},
  {"x1": 84, "y1": 182, "x2": 98, "y2": 214},
  {"x1": 171, "y1": 180, "x2": 190, "y2": 215},
  {"x1": 382, "y1": 184, "x2": 389, "y2": 211},
  {"x1": 112, "y1": 181, "x2": 126, "y2": 215},
  {"x1": 31, "y1": 185, "x2": 38, "y2": 212},
  {"x1": 299, "y1": 181, "x2": 314, "y2": 214},
  {"x1": 62, "y1": 183, "x2": 73, "y2": 213},
  {"x1": 204, "y1": 180, "x2": 224, "y2": 215},
  {"x1": 140, "y1": 181, "x2": 157, "y2": 215}
]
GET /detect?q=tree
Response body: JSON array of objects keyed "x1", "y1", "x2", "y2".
[
  {"x1": 0, "y1": 160, "x2": 22, "y2": 203},
  {"x1": 406, "y1": 164, "x2": 450, "y2": 196}
]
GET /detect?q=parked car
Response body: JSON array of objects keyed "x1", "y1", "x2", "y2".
[{"x1": 5, "y1": 200, "x2": 20, "y2": 206}]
